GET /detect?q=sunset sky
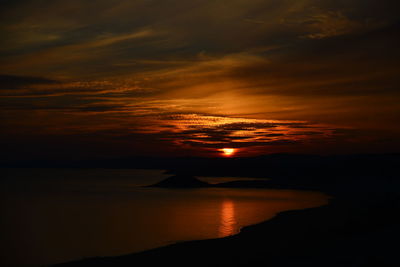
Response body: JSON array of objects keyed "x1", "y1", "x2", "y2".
[{"x1": 1, "y1": 0, "x2": 399, "y2": 160}]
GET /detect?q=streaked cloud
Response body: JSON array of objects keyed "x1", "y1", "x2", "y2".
[{"x1": 1, "y1": 0, "x2": 399, "y2": 159}]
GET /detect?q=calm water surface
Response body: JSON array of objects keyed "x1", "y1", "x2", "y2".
[{"x1": 0, "y1": 168, "x2": 329, "y2": 266}]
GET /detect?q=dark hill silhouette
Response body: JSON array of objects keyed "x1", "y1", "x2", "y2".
[
  {"x1": 149, "y1": 175, "x2": 278, "y2": 189},
  {"x1": 148, "y1": 174, "x2": 211, "y2": 188},
  {"x1": 3, "y1": 154, "x2": 399, "y2": 185},
  {"x1": 213, "y1": 179, "x2": 276, "y2": 188}
]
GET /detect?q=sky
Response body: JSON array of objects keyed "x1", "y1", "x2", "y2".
[{"x1": 1, "y1": 0, "x2": 399, "y2": 160}]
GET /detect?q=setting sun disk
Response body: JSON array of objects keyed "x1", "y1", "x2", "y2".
[{"x1": 221, "y1": 148, "x2": 236, "y2": 156}]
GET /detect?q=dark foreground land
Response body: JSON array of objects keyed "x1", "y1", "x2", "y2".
[{"x1": 47, "y1": 154, "x2": 400, "y2": 266}]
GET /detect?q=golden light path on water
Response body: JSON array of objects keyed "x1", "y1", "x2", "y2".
[{"x1": 219, "y1": 199, "x2": 237, "y2": 237}]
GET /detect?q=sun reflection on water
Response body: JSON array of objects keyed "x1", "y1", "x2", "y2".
[{"x1": 218, "y1": 199, "x2": 237, "y2": 237}]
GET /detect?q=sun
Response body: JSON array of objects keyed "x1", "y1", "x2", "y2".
[{"x1": 220, "y1": 148, "x2": 236, "y2": 157}]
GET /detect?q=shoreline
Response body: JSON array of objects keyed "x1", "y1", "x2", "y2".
[
  {"x1": 54, "y1": 185, "x2": 400, "y2": 267},
  {"x1": 52, "y1": 186, "x2": 329, "y2": 266},
  {"x1": 54, "y1": 204, "x2": 328, "y2": 266}
]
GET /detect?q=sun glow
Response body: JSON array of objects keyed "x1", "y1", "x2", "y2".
[{"x1": 221, "y1": 148, "x2": 236, "y2": 157}]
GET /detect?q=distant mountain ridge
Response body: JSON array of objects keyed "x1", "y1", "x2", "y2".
[
  {"x1": 2, "y1": 154, "x2": 399, "y2": 185},
  {"x1": 148, "y1": 174, "x2": 211, "y2": 188},
  {"x1": 148, "y1": 174, "x2": 295, "y2": 189}
]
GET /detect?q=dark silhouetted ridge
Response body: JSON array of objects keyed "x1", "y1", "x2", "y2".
[{"x1": 148, "y1": 174, "x2": 211, "y2": 188}]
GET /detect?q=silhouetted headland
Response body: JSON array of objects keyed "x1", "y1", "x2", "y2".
[
  {"x1": 148, "y1": 174, "x2": 211, "y2": 188},
  {"x1": 148, "y1": 174, "x2": 273, "y2": 189}
]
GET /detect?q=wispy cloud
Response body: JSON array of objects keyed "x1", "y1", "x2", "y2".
[{"x1": 1, "y1": 0, "x2": 400, "y2": 158}]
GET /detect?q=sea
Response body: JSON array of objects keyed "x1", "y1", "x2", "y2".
[{"x1": 0, "y1": 168, "x2": 329, "y2": 266}]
